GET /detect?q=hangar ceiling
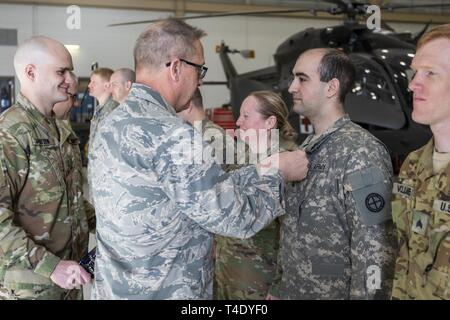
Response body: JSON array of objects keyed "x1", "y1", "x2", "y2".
[{"x1": 0, "y1": 0, "x2": 449, "y2": 23}]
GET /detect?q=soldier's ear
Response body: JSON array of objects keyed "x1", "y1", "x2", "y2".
[
  {"x1": 168, "y1": 59, "x2": 181, "y2": 82},
  {"x1": 265, "y1": 115, "x2": 277, "y2": 130},
  {"x1": 24, "y1": 64, "x2": 36, "y2": 81},
  {"x1": 326, "y1": 78, "x2": 340, "y2": 99}
]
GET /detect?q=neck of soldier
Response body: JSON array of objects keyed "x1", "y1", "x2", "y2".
[
  {"x1": 20, "y1": 87, "x2": 54, "y2": 117},
  {"x1": 97, "y1": 92, "x2": 111, "y2": 106},
  {"x1": 310, "y1": 102, "x2": 345, "y2": 136},
  {"x1": 137, "y1": 68, "x2": 178, "y2": 109},
  {"x1": 188, "y1": 108, "x2": 206, "y2": 126},
  {"x1": 432, "y1": 121, "x2": 450, "y2": 153}
]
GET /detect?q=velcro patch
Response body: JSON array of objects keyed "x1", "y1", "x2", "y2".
[
  {"x1": 365, "y1": 193, "x2": 385, "y2": 213},
  {"x1": 411, "y1": 211, "x2": 429, "y2": 235},
  {"x1": 392, "y1": 182, "x2": 414, "y2": 198},
  {"x1": 348, "y1": 166, "x2": 391, "y2": 226},
  {"x1": 433, "y1": 200, "x2": 450, "y2": 215}
]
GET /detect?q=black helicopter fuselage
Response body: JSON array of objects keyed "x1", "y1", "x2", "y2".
[{"x1": 225, "y1": 23, "x2": 432, "y2": 172}]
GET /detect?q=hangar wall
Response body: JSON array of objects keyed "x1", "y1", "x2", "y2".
[{"x1": 0, "y1": 3, "x2": 430, "y2": 109}]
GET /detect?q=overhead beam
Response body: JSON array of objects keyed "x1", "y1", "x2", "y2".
[{"x1": 0, "y1": 0, "x2": 449, "y2": 24}]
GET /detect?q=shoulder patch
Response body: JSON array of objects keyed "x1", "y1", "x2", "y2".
[{"x1": 347, "y1": 166, "x2": 392, "y2": 226}]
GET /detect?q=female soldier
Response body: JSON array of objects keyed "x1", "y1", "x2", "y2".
[{"x1": 214, "y1": 90, "x2": 298, "y2": 300}]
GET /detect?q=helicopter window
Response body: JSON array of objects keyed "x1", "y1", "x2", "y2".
[
  {"x1": 350, "y1": 54, "x2": 397, "y2": 106},
  {"x1": 373, "y1": 48, "x2": 414, "y2": 88},
  {"x1": 344, "y1": 53, "x2": 406, "y2": 130}
]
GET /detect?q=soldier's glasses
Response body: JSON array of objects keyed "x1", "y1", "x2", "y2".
[{"x1": 166, "y1": 59, "x2": 208, "y2": 80}]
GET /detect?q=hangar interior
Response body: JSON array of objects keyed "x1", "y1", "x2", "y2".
[{"x1": 1, "y1": 0, "x2": 450, "y2": 300}]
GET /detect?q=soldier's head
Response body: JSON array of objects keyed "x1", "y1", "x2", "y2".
[
  {"x1": 110, "y1": 68, "x2": 135, "y2": 103},
  {"x1": 134, "y1": 18, "x2": 207, "y2": 112},
  {"x1": 409, "y1": 23, "x2": 450, "y2": 128},
  {"x1": 237, "y1": 90, "x2": 298, "y2": 151},
  {"x1": 88, "y1": 68, "x2": 113, "y2": 101},
  {"x1": 289, "y1": 48, "x2": 355, "y2": 119},
  {"x1": 177, "y1": 88, "x2": 205, "y2": 125},
  {"x1": 13, "y1": 36, "x2": 74, "y2": 116},
  {"x1": 53, "y1": 72, "x2": 78, "y2": 120}
]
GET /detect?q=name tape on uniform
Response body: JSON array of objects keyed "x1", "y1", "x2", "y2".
[
  {"x1": 433, "y1": 199, "x2": 450, "y2": 215},
  {"x1": 393, "y1": 182, "x2": 413, "y2": 198}
]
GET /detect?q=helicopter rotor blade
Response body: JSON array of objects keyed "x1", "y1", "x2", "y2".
[
  {"x1": 382, "y1": 3, "x2": 450, "y2": 11},
  {"x1": 108, "y1": 1, "x2": 450, "y2": 28},
  {"x1": 108, "y1": 9, "x2": 326, "y2": 27}
]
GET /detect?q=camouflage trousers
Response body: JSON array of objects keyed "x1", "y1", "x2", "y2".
[
  {"x1": 0, "y1": 284, "x2": 82, "y2": 300},
  {"x1": 214, "y1": 220, "x2": 280, "y2": 300}
]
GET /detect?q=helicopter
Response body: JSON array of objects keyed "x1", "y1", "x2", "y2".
[
  {"x1": 109, "y1": 0, "x2": 450, "y2": 171},
  {"x1": 214, "y1": 0, "x2": 442, "y2": 172}
]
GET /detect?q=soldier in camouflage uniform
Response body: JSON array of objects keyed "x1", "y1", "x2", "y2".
[
  {"x1": 269, "y1": 48, "x2": 396, "y2": 300},
  {"x1": 89, "y1": 18, "x2": 309, "y2": 300},
  {"x1": 0, "y1": 36, "x2": 92, "y2": 300},
  {"x1": 85, "y1": 68, "x2": 118, "y2": 160},
  {"x1": 85, "y1": 68, "x2": 118, "y2": 202},
  {"x1": 214, "y1": 91, "x2": 298, "y2": 300},
  {"x1": 391, "y1": 24, "x2": 450, "y2": 300}
]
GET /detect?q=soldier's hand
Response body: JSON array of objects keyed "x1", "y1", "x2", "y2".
[
  {"x1": 258, "y1": 149, "x2": 309, "y2": 182},
  {"x1": 279, "y1": 149, "x2": 309, "y2": 181},
  {"x1": 266, "y1": 293, "x2": 280, "y2": 300},
  {"x1": 50, "y1": 260, "x2": 92, "y2": 289}
]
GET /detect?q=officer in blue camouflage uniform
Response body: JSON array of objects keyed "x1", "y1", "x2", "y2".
[
  {"x1": 0, "y1": 36, "x2": 92, "y2": 300},
  {"x1": 89, "y1": 18, "x2": 309, "y2": 300},
  {"x1": 269, "y1": 48, "x2": 396, "y2": 300},
  {"x1": 391, "y1": 24, "x2": 450, "y2": 300}
]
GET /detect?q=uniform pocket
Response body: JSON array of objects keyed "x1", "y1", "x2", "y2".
[
  {"x1": 3, "y1": 267, "x2": 54, "y2": 291},
  {"x1": 30, "y1": 143, "x2": 64, "y2": 196}
]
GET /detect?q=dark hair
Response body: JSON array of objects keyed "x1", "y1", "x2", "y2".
[
  {"x1": 134, "y1": 18, "x2": 206, "y2": 72},
  {"x1": 318, "y1": 48, "x2": 355, "y2": 103}
]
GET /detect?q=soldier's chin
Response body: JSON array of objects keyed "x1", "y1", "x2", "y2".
[
  {"x1": 411, "y1": 110, "x2": 428, "y2": 125},
  {"x1": 56, "y1": 94, "x2": 69, "y2": 103}
]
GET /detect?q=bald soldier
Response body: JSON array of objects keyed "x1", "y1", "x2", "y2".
[
  {"x1": 110, "y1": 68, "x2": 135, "y2": 103},
  {"x1": 0, "y1": 36, "x2": 91, "y2": 300}
]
